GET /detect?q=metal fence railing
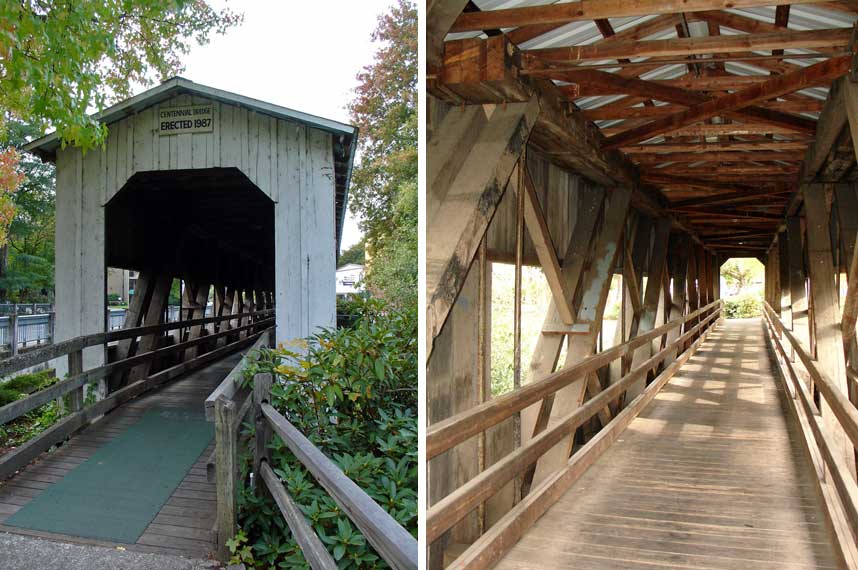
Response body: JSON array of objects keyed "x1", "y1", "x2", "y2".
[
  {"x1": 0, "y1": 303, "x2": 53, "y2": 316},
  {"x1": 5, "y1": 304, "x2": 217, "y2": 353}
]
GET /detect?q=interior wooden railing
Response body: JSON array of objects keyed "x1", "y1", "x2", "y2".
[
  {"x1": 763, "y1": 301, "x2": 858, "y2": 559},
  {"x1": 428, "y1": 298, "x2": 724, "y2": 569},
  {"x1": 0, "y1": 309, "x2": 274, "y2": 481}
]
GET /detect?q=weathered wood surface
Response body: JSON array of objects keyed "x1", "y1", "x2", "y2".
[
  {"x1": 427, "y1": 300, "x2": 722, "y2": 460},
  {"x1": 0, "y1": 354, "x2": 240, "y2": 559},
  {"x1": 204, "y1": 329, "x2": 273, "y2": 421},
  {"x1": 489, "y1": 319, "x2": 839, "y2": 570},
  {"x1": 260, "y1": 462, "x2": 337, "y2": 570},
  {"x1": 427, "y1": 308, "x2": 722, "y2": 544}
]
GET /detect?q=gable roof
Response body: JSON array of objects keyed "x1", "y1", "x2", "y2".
[{"x1": 23, "y1": 76, "x2": 358, "y2": 252}]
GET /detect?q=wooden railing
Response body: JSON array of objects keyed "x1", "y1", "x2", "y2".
[
  {"x1": 0, "y1": 309, "x2": 274, "y2": 481},
  {"x1": 762, "y1": 301, "x2": 858, "y2": 559},
  {"x1": 209, "y1": 367, "x2": 418, "y2": 569},
  {"x1": 429, "y1": 299, "x2": 724, "y2": 569}
]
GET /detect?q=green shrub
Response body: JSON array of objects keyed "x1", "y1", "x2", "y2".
[
  {"x1": 235, "y1": 297, "x2": 416, "y2": 569},
  {"x1": 4, "y1": 369, "x2": 55, "y2": 394},
  {"x1": 724, "y1": 294, "x2": 762, "y2": 319}
]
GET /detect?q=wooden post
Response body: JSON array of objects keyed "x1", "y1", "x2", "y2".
[
  {"x1": 804, "y1": 186, "x2": 856, "y2": 479},
  {"x1": 788, "y1": 216, "x2": 809, "y2": 349},
  {"x1": 9, "y1": 313, "x2": 18, "y2": 357},
  {"x1": 66, "y1": 349, "x2": 83, "y2": 412},
  {"x1": 215, "y1": 395, "x2": 237, "y2": 560},
  {"x1": 253, "y1": 373, "x2": 273, "y2": 477},
  {"x1": 48, "y1": 311, "x2": 55, "y2": 345}
]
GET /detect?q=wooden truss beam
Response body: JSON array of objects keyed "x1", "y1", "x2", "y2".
[
  {"x1": 427, "y1": 99, "x2": 539, "y2": 357},
  {"x1": 605, "y1": 56, "x2": 851, "y2": 149},
  {"x1": 450, "y1": 0, "x2": 837, "y2": 33},
  {"x1": 526, "y1": 29, "x2": 849, "y2": 63},
  {"x1": 541, "y1": 68, "x2": 817, "y2": 136},
  {"x1": 623, "y1": 140, "x2": 812, "y2": 153},
  {"x1": 584, "y1": 100, "x2": 823, "y2": 121},
  {"x1": 527, "y1": 186, "x2": 633, "y2": 488},
  {"x1": 522, "y1": 166, "x2": 575, "y2": 324},
  {"x1": 632, "y1": 150, "x2": 804, "y2": 164}
]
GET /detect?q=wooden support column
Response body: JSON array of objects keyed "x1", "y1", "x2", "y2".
[
  {"x1": 619, "y1": 217, "x2": 650, "y2": 377},
  {"x1": 664, "y1": 234, "x2": 690, "y2": 364},
  {"x1": 804, "y1": 186, "x2": 856, "y2": 479},
  {"x1": 128, "y1": 271, "x2": 172, "y2": 384},
  {"x1": 686, "y1": 246, "x2": 700, "y2": 348},
  {"x1": 788, "y1": 216, "x2": 810, "y2": 350},
  {"x1": 625, "y1": 218, "x2": 672, "y2": 400},
  {"x1": 523, "y1": 186, "x2": 605, "y2": 446},
  {"x1": 527, "y1": 185, "x2": 633, "y2": 487},
  {"x1": 427, "y1": 253, "x2": 484, "y2": 566},
  {"x1": 427, "y1": 99, "x2": 539, "y2": 356},
  {"x1": 213, "y1": 284, "x2": 228, "y2": 334},
  {"x1": 778, "y1": 232, "x2": 793, "y2": 360},
  {"x1": 110, "y1": 270, "x2": 155, "y2": 391},
  {"x1": 836, "y1": 183, "x2": 858, "y2": 371},
  {"x1": 185, "y1": 280, "x2": 211, "y2": 360}
]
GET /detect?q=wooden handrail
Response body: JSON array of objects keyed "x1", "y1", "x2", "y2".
[
  {"x1": 259, "y1": 462, "x2": 337, "y2": 570},
  {"x1": 427, "y1": 299, "x2": 722, "y2": 459},
  {"x1": 0, "y1": 326, "x2": 268, "y2": 481},
  {"x1": 445, "y1": 304, "x2": 723, "y2": 569},
  {"x1": 0, "y1": 319, "x2": 274, "y2": 426},
  {"x1": 0, "y1": 308, "x2": 275, "y2": 378},
  {"x1": 763, "y1": 301, "x2": 858, "y2": 450},
  {"x1": 762, "y1": 308, "x2": 858, "y2": 539},
  {"x1": 427, "y1": 306, "x2": 722, "y2": 543},
  {"x1": 204, "y1": 331, "x2": 272, "y2": 421},
  {"x1": 261, "y1": 403, "x2": 418, "y2": 570}
]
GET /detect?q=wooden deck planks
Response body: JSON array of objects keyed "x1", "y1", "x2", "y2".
[
  {"x1": 0, "y1": 353, "x2": 241, "y2": 559},
  {"x1": 495, "y1": 319, "x2": 841, "y2": 570}
]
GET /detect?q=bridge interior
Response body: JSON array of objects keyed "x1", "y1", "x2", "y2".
[{"x1": 427, "y1": 2, "x2": 858, "y2": 569}]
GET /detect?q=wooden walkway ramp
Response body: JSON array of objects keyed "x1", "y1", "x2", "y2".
[
  {"x1": 0, "y1": 353, "x2": 242, "y2": 559},
  {"x1": 495, "y1": 319, "x2": 841, "y2": 570}
]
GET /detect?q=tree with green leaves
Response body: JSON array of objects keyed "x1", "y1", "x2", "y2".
[
  {"x1": 347, "y1": 0, "x2": 417, "y2": 310},
  {"x1": 0, "y1": 1, "x2": 243, "y2": 245},
  {"x1": 339, "y1": 238, "x2": 366, "y2": 268},
  {"x1": 0, "y1": 121, "x2": 55, "y2": 302},
  {"x1": 721, "y1": 258, "x2": 764, "y2": 296}
]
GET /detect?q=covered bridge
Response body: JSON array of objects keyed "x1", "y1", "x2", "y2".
[
  {"x1": 0, "y1": 78, "x2": 367, "y2": 561},
  {"x1": 426, "y1": 2, "x2": 858, "y2": 569}
]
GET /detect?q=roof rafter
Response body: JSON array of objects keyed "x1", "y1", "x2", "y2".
[
  {"x1": 451, "y1": 0, "x2": 838, "y2": 33},
  {"x1": 604, "y1": 55, "x2": 851, "y2": 149}
]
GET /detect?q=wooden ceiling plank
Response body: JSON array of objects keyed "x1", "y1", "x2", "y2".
[
  {"x1": 622, "y1": 140, "x2": 812, "y2": 153},
  {"x1": 633, "y1": 150, "x2": 805, "y2": 164},
  {"x1": 585, "y1": 99, "x2": 822, "y2": 120},
  {"x1": 451, "y1": 0, "x2": 836, "y2": 33},
  {"x1": 604, "y1": 55, "x2": 850, "y2": 149},
  {"x1": 525, "y1": 28, "x2": 849, "y2": 63}
]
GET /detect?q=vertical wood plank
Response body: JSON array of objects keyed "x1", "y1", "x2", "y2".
[
  {"x1": 804, "y1": 186, "x2": 856, "y2": 479},
  {"x1": 214, "y1": 396, "x2": 237, "y2": 560}
]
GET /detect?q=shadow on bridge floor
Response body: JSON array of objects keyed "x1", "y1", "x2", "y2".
[{"x1": 495, "y1": 318, "x2": 841, "y2": 570}]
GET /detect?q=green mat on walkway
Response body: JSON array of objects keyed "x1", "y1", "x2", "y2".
[{"x1": 6, "y1": 408, "x2": 213, "y2": 544}]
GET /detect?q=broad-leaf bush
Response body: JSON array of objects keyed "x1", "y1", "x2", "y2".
[
  {"x1": 235, "y1": 297, "x2": 416, "y2": 569},
  {"x1": 724, "y1": 293, "x2": 762, "y2": 319}
]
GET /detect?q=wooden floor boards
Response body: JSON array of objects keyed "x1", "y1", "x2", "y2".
[
  {"x1": 495, "y1": 319, "x2": 841, "y2": 570},
  {"x1": 0, "y1": 352, "x2": 242, "y2": 559}
]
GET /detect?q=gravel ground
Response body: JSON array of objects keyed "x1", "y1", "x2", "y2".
[{"x1": 0, "y1": 532, "x2": 226, "y2": 570}]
